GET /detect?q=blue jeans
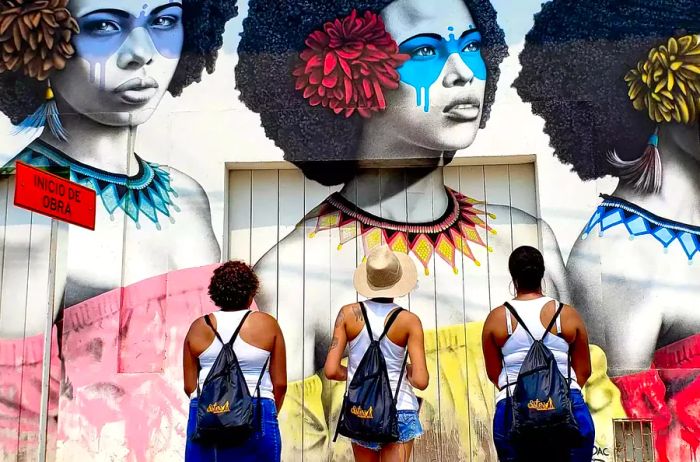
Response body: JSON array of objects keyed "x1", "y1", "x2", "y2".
[
  {"x1": 186, "y1": 397, "x2": 281, "y2": 462},
  {"x1": 493, "y1": 390, "x2": 595, "y2": 462},
  {"x1": 352, "y1": 410, "x2": 424, "y2": 451}
]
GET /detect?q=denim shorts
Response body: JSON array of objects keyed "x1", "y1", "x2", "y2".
[
  {"x1": 352, "y1": 410, "x2": 424, "y2": 451},
  {"x1": 493, "y1": 389, "x2": 595, "y2": 462},
  {"x1": 185, "y1": 397, "x2": 281, "y2": 462}
]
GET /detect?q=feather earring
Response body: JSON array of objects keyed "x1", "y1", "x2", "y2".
[
  {"x1": 607, "y1": 127, "x2": 662, "y2": 194},
  {"x1": 13, "y1": 81, "x2": 68, "y2": 141}
]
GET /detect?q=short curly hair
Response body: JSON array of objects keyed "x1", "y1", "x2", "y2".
[
  {"x1": 208, "y1": 261, "x2": 260, "y2": 311},
  {"x1": 0, "y1": 0, "x2": 238, "y2": 124},
  {"x1": 514, "y1": 0, "x2": 700, "y2": 181},
  {"x1": 236, "y1": 0, "x2": 508, "y2": 186}
]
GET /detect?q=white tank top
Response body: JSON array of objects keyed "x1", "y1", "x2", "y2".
[
  {"x1": 347, "y1": 300, "x2": 419, "y2": 412},
  {"x1": 196, "y1": 311, "x2": 274, "y2": 401},
  {"x1": 496, "y1": 297, "x2": 580, "y2": 402}
]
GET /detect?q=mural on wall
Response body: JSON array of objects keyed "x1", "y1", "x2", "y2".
[
  {"x1": 236, "y1": 0, "x2": 567, "y2": 459},
  {"x1": 0, "y1": 0, "x2": 697, "y2": 461},
  {"x1": 515, "y1": 1, "x2": 700, "y2": 461},
  {"x1": 0, "y1": 0, "x2": 234, "y2": 459}
]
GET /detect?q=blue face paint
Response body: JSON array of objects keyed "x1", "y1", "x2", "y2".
[
  {"x1": 397, "y1": 26, "x2": 486, "y2": 112},
  {"x1": 73, "y1": 3, "x2": 184, "y2": 87}
]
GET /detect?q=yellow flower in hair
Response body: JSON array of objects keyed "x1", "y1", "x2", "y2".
[{"x1": 625, "y1": 35, "x2": 700, "y2": 124}]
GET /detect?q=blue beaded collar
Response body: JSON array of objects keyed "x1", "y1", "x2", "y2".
[
  {"x1": 12, "y1": 139, "x2": 179, "y2": 230},
  {"x1": 582, "y1": 194, "x2": 700, "y2": 262}
]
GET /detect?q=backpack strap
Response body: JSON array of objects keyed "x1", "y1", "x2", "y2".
[
  {"x1": 380, "y1": 307, "x2": 408, "y2": 403},
  {"x1": 379, "y1": 307, "x2": 404, "y2": 341},
  {"x1": 198, "y1": 312, "x2": 253, "y2": 397},
  {"x1": 203, "y1": 314, "x2": 225, "y2": 345},
  {"x1": 540, "y1": 301, "x2": 575, "y2": 386},
  {"x1": 542, "y1": 302, "x2": 565, "y2": 342},
  {"x1": 203, "y1": 311, "x2": 252, "y2": 346},
  {"x1": 197, "y1": 314, "x2": 226, "y2": 397},
  {"x1": 393, "y1": 351, "x2": 409, "y2": 404},
  {"x1": 228, "y1": 311, "x2": 253, "y2": 346},
  {"x1": 503, "y1": 302, "x2": 535, "y2": 341},
  {"x1": 253, "y1": 355, "x2": 271, "y2": 429},
  {"x1": 254, "y1": 356, "x2": 271, "y2": 397},
  {"x1": 358, "y1": 302, "x2": 375, "y2": 341}
]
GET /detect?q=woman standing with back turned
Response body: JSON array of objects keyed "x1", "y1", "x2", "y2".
[
  {"x1": 482, "y1": 246, "x2": 594, "y2": 461},
  {"x1": 183, "y1": 261, "x2": 287, "y2": 462},
  {"x1": 325, "y1": 245, "x2": 429, "y2": 462}
]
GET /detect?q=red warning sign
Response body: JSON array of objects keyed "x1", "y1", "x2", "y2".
[{"x1": 14, "y1": 161, "x2": 96, "y2": 230}]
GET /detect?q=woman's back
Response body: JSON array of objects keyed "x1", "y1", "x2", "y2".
[
  {"x1": 346, "y1": 300, "x2": 419, "y2": 411},
  {"x1": 183, "y1": 260, "x2": 286, "y2": 462},
  {"x1": 196, "y1": 310, "x2": 274, "y2": 400},
  {"x1": 497, "y1": 297, "x2": 580, "y2": 401},
  {"x1": 482, "y1": 245, "x2": 594, "y2": 462}
]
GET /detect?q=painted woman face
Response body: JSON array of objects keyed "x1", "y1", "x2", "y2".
[
  {"x1": 51, "y1": 0, "x2": 184, "y2": 127},
  {"x1": 375, "y1": 0, "x2": 486, "y2": 154}
]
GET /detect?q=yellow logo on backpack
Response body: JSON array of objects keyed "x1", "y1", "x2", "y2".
[
  {"x1": 351, "y1": 406, "x2": 374, "y2": 419},
  {"x1": 206, "y1": 401, "x2": 231, "y2": 414},
  {"x1": 527, "y1": 397, "x2": 555, "y2": 411}
]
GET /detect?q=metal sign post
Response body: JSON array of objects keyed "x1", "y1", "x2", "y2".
[
  {"x1": 37, "y1": 218, "x2": 58, "y2": 462},
  {"x1": 8, "y1": 162, "x2": 95, "y2": 461}
]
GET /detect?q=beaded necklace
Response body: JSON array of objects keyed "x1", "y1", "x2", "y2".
[
  {"x1": 308, "y1": 187, "x2": 496, "y2": 275},
  {"x1": 582, "y1": 194, "x2": 700, "y2": 262},
  {"x1": 13, "y1": 139, "x2": 179, "y2": 229}
]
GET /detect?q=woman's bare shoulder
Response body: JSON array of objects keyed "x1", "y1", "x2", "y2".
[
  {"x1": 397, "y1": 308, "x2": 422, "y2": 327},
  {"x1": 560, "y1": 303, "x2": 584, "y2": 326},
  {"x1": 338, "y1": 302, "x2": 362, "y2": 323},
  {"x1": 249, "y1": 310, "x2": 281, "y2": 328},
  {"x1": 186, "y1": 315, "x2": 209, "y2": 340},
  {"x1": 484, "y1": 305, "x2": 507, "y2": 325}
]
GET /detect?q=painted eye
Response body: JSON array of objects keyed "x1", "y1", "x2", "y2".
[
  {"x1": 463, "y1": 41, "x2": 481, "y2": 52},
  {"x1": 84, "y1": 20, "x2": 120, "y2": 34},
  {"x1": 412, "y1": 46, "x2": 436, "y2": 57},
  {"x1": 152, "y1": 15, "x2": 180, "y2": 29}
]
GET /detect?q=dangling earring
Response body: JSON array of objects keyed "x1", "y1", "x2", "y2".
[
  {"x1": 509, "y1": 281, "x2": 516, "y2": 297},
  {"x1": 607, "y1": 127, "x2": 662, "y2": 194},
  {"x1": 13, "y1": 80, "x2": 68, "y2": 141}
]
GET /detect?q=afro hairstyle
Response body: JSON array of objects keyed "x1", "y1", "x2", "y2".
[
  {"x1": 514, "y1": 0, "x2": 700, "y2": 181},
  {"x1": 0, "y1": 0, "x2": 238, "y2": 125},
  {"x1": 236, "y1": 0, "x2": 508, "y2": 186},
  {"x1": 208, "y1": 261, "x2": 260, "y2": 310}
]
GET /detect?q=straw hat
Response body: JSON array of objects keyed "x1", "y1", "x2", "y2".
[{"x1": 353, "y1": 245, "x2": 418, "y2": 298}]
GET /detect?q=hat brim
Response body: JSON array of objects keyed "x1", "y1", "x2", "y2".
[{"x1": 353, "y1": 252, "x2": 418, "y2": 299}]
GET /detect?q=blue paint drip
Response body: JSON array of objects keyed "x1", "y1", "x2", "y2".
[{"x1": 397, "y1": 26, "x2": 486, "y2": 112}]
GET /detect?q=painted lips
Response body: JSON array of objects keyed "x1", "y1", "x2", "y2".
[
  {"x1": 113, "y1": 77, "x2": 159, "y2": 104},
  {"x1": 444, "y1": 97, "x2": 481, "y2": 121}
]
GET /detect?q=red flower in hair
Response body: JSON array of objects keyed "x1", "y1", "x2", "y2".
[{"x1": 292, "y1": 9, "x2": 409, "y2": 118}]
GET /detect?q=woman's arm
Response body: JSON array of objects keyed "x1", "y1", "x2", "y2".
[
  {"x1": 268, "y1": 318, "x2": 288, "y2": 412},
  {"x1": 567, "y1": 306, "x2": 592, "y2": 387},
  {"x1": 324, "y1": 306, "x2": 349, "y2": 381},
  {"x1": 406, "y1": 315, "x2": 429, "y2": 390},
  {"x1": 482, "y1": 308, "x2": 504, "y2": 387},
  {"x1": 182, "y1": 326, "x2": 199, "y2": 397}
]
